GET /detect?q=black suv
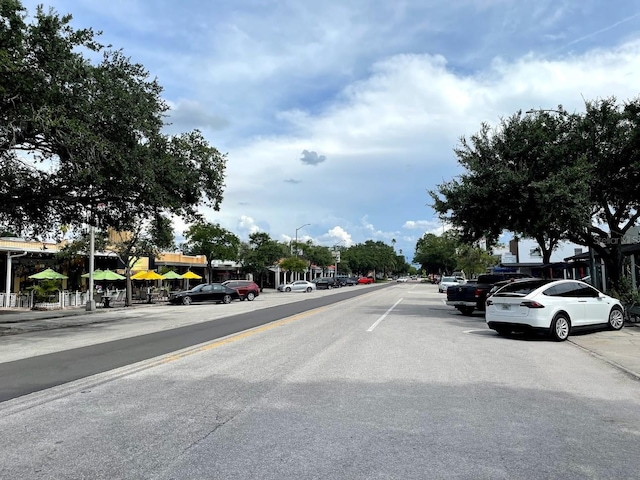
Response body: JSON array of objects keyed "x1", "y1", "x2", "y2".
[
  {"x1": 313, "y1": 277, "x2": 340, "y2": 289},
  {"x1": 336, "y1": 276, "x2": 357, "y2": 286}
]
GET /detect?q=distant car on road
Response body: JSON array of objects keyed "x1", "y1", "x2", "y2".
[
  {"x1": 169, "y1": 283, "x2": 240, "y2": 305},
  {"x1": 396, "y1": 277, "x2": 408, "y2": 283},
  {"x1": 357, "y1": 276, "x2": 374, "y2": 284},
  {"x1": 278, "y1": 280, "x2": 316, "y2": 292},
  {"x1": 438, "y1": 276, "x2": 462, "y2": 293}
]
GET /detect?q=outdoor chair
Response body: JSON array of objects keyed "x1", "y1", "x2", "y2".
[{"x1": 94, "y1": 292, "x2": 104, "y2": 307}]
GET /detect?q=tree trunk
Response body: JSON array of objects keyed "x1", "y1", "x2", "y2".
[
  {"x1": 125, "y1": 267, "x2": 132, "y2": 307},
  {"x1": 602, "y1": 245, "x2": 624, "y2": 292}
]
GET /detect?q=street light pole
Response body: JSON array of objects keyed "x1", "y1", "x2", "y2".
[
  {"x1": 293, "y1": 223, "x2": 310, "y2": 281},
  {"x1": 85, "y1": 224, "x2": 96, "y2": 311},
  {"x1": 525, "y1": 109, "x2": 563, "y2": 114},
  {"x1": 332, "y1": 241, "x2": 344, "y2": 278},
  {"x1": 294, "y1": 223, "x2": 310, "y2": 257}
]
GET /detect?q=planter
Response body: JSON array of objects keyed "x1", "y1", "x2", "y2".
[
  {"x1": 625, "y1": 305, "x2": 640, "y2": 323},
  {"x1": 33, "y1": 302, "x2": 61, "y2": 311}
]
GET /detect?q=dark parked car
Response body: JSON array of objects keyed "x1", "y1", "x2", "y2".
[
  {"x1": 222, "y1": 280, "x2": 260, "y2": 301},
  {"x1": 313, "y1": 277, "x2": 340, "y2": 289},
  {"x1": 337, "y1": 276, "x2": 358, "y2": 286},
  {"x1": 446, "y1": 273, "x2": 532, "y2": 315},
  {"x1": 169, "y1": 283, "x2": 240, "y2": 305}
]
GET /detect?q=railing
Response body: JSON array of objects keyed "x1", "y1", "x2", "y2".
[
  {"x1": 1, "y1": 288, "x2": 167, "y2": 310},
  {"x1": 0, "y1": 292, "x2": 33, "y2": 309}
]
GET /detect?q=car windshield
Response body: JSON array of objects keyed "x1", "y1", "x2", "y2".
[
  {"x1": 441, "y1": 277, "x2": 456, "y2": 283},
  {"x1": 190, "y1": 284, "x2": 205, "y2": 292},
  {"x1": 493, "y1": 279, "x2": 552, "y2": 296}
]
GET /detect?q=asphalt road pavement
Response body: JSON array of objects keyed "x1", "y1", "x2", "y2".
[{"x1": 1, "y1": 282, "x2": 640, "y2": 479}]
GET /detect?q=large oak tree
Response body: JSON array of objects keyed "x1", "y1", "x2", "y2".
[
  {"x1": 430, "y1": 96, "x2": 640, "y2": 291},
  {"x1": 1, "y1": 1, "x2": 226, "y2": 237}
]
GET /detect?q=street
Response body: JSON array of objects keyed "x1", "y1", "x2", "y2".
[{"x1": 1, "y1": 283, "x2": 640, "y2": 479}]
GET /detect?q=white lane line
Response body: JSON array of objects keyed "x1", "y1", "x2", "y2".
[{"x1": 367, "y1": 298, "x2": 403, "y2": 332}]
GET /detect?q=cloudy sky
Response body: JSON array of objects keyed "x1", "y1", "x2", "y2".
[{"x1": 22, "y1": 0, "x2": 640, "y2": 263}]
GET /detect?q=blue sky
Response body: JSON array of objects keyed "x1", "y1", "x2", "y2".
[{"x1": 22, "y1": 0, "x2": 640, "y2": 263}]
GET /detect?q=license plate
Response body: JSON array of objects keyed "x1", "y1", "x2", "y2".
[{"x1": 500, "y1": 304, "x2": 511, "y2": 310}]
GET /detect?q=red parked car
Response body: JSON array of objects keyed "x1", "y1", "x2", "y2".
[
  {"x1": 221, "y1": 280, "x2": 260, "y2": 301},
  {"x1": 357, "y1": 276, "x2": 374, "y2": 284}
]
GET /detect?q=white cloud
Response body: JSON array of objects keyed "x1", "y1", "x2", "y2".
[
  {"x1": 326, "y1": 226, "x2": 353, "y2": 247},
  {"x1": 403, "y1": 220, "x2": 438, "y2": 231},
  {"x1": 17, "y1": 1, "x2": 640, "y2": 263},
  {"x1": 236, "y1": 215, "x2": 260, "y2": 236}
]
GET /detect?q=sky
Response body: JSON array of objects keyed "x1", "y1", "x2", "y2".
[{"x1": 20, "y1": 0, "x2": 640, "y2": 264}]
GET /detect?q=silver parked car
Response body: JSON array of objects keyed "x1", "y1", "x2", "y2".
[{"x1": 278, "y1": 280, "x2": 316, "y2": 293}]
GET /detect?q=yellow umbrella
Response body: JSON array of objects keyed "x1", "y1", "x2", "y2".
[
  {"x1": 180, "y1": 271, "x2": 202, "y2": 279},
  {"x1": 131, "y1": 270, "x2": 164, "y2": 280},
  {"x1": 180, "y1": 270, "x2": 203, "y2": 289}
]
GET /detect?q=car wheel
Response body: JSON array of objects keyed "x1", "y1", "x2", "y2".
[
  {"x1": 182, "y1": 296, "x2": 192, "y2": 306},
  {"x1": 222, "y1": 294, "x2": 232, "y2": 304},
  {"x1": 494, "y1": 326, "x2": 511, "y2": 336},
  {"x1": 459, "y1": 307, "x2": 474, "y2": 316},
  {"x1": 551, "y1": 313, "x2": 571, "y2": 341},
  {"x1": 328, "y1": 285, "x2": 333, "y2": 289},
  {"x1": 285, "y1": 287, "x2": 291, "y2": 292},
  {"x1": 306, "y1": 287, "x2": 312, "y2": 292},
  {"x1": 246, "y1": 292, "x2": 256, "y2": 301},
  {"x1": 608, "y1": 306, "x2": 624, "y2": 330}
]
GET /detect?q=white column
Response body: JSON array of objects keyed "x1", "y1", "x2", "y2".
[{"x1": 5, "y1": 251, "x2": 27, "y2": 308}]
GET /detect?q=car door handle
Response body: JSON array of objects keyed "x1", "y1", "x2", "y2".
[{"x1": 578, "y1": 300, "x2": 587, "y2": 302}]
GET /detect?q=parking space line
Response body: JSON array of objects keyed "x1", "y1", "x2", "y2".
[{"x1": 367, "y1": 298, "x2": 403, "y2": 332}]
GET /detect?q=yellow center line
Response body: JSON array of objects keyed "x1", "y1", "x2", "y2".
[{"x1": 157, "y1": 306, "x2": 327, "y2": 365}]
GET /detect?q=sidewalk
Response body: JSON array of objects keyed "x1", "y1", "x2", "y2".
[
  {"x1": 0, "y1": 301, "x2": 162, "y2": 335},
  {"x1": 1, "y1": 301, "x2": 640, "y2": 380}
]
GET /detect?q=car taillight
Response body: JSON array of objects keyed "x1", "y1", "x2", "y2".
[
  {"x1": 520, "y1": 300, "x2": 545, "y2": 308},
  {"x1": 474, "y1": 288, "x2": 482, "y2": 298}
]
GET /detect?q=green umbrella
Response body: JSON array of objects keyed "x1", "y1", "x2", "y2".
[
  {"x1": 81, "y1": 269, "x2": 103, "y2": 278},
  {"x1": 29, "y1": 268, "x2": 68, "y2": 280},
  {"x1": 82, "y1": 269, "x2": 125, "y2": 282},
  {"x1": 93, "y1": 269, "x2": 126, "y2": 281},
  {"x1": 161, "y1": 270, "x2": 183, "y2": 280}
]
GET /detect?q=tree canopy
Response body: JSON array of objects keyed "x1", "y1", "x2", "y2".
[
  {"x1": 413, "y1": 232, "x2": 459, "y2": 274},
  {"x1": 182, "y1": 222, "x2": 240, "y2": 282},
  {"x1": 1, "y1": 1, "x2": 227, "y2": 237},
  {"x1": 430, "y1": 96, "x2": 640, "y2": 289},
  {"x1": 238, "y1": 232, "x2": 289, "y2": 287},
  {"x1": 430, "y1": 107, "x2": 589, "y2": 264}
]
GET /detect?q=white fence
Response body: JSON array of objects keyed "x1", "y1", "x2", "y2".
[
  {"x1": 0, "y1": 291, "x2": 93, "y2": 310},
  {"x1": 0, "y1": 292, "x2": 33, "y2": 309},
  {"x1": 1, "y1": 289, "x2": 142, "y2": 310}
]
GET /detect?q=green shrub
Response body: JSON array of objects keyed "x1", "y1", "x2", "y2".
[
  {"x1": 607, "y1": 276, "x2": 640, "y2": 306},
  {"x1": 27, "y1": 280, "x2": 61, "y2": 303}
]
